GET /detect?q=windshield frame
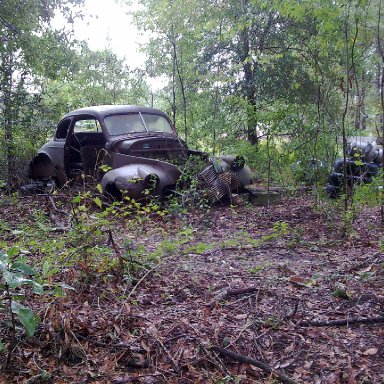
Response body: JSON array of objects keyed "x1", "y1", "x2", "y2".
[{"x1": 103, "y1": 112, "x2": 175, "y2": 137}]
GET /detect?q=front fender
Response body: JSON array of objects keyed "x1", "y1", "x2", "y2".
[{"x1": 101, "y1": 162, "x2": 180, "y2": 199}]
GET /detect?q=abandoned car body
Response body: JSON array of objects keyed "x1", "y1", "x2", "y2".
[
  {"x1": 326, "y1": 140, "x2": 383, "y2": 198},
  {"x1": 29, "y1": 105, "x2": 252, "y2": 201}
]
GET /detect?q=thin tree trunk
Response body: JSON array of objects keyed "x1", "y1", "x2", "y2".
[
  {"x1": 212, "y1": 21, "x2": 223, "y2": 155},
  {"x1": 171, "y1": 39, "x2": 187, "y2": 143},
  {"x1": 342, "y1": 8, "x2": 353, "y2": 213},
  {"x1": 377, "y1": 0, "x2": 384, "y2": 225},
  {"x1": 1, "y1": 49, "x2": 16, "y2": 190},
  {"x1": 239, "y1": 0, "x2": 258, "y2": 145},
  {"x1": 171, "y1": 37, "x2": 177, "y2": 127}
]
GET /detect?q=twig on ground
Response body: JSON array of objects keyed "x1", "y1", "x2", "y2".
[
  {"x1": 111, "y1": 373, "x2": 164, "y2": 384},
  {"x1": 202, "y1": 343, "x2": 233, "y2": 377},
  {"x1": 47, "y1": 195, "x2": 67, "y2": 214},
  {"x1": 298, "y1": 315, "x2": 384, "y2": 327},
  {"x1": 227, "y1": 318, "x2": 255, "y2": 347},
  {"x1": 206, "y1": 286, "x2": 260, "y2": 308},
  {"x1": 116, "y1": 263, "x2": 159, "y2": 320},
  {"x1": 284, "y1": 299, "x2": 299, "y2": 320},
  {"x1": 77, "y1": 335, "x2": 133, "y2": 349},
  {"x1": 150, "y1": 334, "x2": 180, "y2": 372},
  {"x1": 211, "y1": 346, "x2": 298, "y2": 384},
  {"x1": 346, "y1": 252, "x2": 383, "y2": 273}
]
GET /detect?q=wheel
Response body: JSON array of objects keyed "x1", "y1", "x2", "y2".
[
  {"x1": 326, "y1": 184, "x2": 340, "y2": 198},
  {"x1": 328, "y1": 172, "x2": 343, "y2": 187},
  {"x1": 365, "y1": 162, "x2": 380, "y2": 176}
]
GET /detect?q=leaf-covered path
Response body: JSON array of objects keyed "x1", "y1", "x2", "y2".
[{"x1": 0, "y1": 193, "x2": 383, "y2": 383}]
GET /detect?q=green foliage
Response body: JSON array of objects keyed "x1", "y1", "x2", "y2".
[
  {"x1": 0, "y1": 243, "x2": 77, "y2": 353},
  {"x1": 338, "y1": 170, "x2": 383, "y2": 234},
  {"x1": 248, "y1": 263, "x2": 269, "y2": 274},
  {"x1": 173, "y1": 155, "x2": 214, "y2": 208},
  {"x1": 332, "y1": 284, "x2": 351, "y2": 300},
  {"x1": 353, "y1": 171, "x2": 383, "y2": 207},
  {"x1": 0, "y1": 248, "x2": 41, "y2": 346},
  {"x1": 0, "y1": 0, "x2": 86, "y2": 185}
]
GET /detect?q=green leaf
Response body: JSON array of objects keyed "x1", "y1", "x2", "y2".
[
  {"x1": 71, "y1": 195, "x2": 82, "y2": 203},
  {"x1": 0, "y1": 340, "x2": 4, "y2": 352},
  {"x1": 0, "y1": 251, "x2": 7, "y2": 261},
  {"x1": 59, "y1": 283, "x2": 76, "y2": 291},
  {"x1": 31, "y1": 281, "x2": 44, "y2": 295},
  {"x1": 11, "y1": 302, "x2": 40, "y2": 337},
  {"x1": 96, "y1": 183, "x2": 103, "y2": 194},
  {"x1": 0, "y1": 252, "x2": 8, "y2": 271},
  {"x1": 7, "y1": 247, "x2": 19, "y2": 258},
  {"x1": 37, "y1": 222, "x2": 50, "y2": 233},
  {"x1": 3, "y1": 271, "x2": 31, "y2": 288},
  {"x1": 93, "y1": 197, "x2": 103, "y2": 209},
  {"x1": 11, "y1": 261, "x2": 36, "y2": 275},
  {"x1": 42, "y1": 261, "x2": 50, "y2": 277},
  {"x1": 10, "y1": 294, "x2": 25, "y2": 301}
]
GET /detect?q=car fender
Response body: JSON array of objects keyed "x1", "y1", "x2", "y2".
[
  {"x1": 29, "y1": 143, "x2": 66, "y2": 186},
  {"x1": 101, "y1": 160, "x2": 181, "y2": 199}
]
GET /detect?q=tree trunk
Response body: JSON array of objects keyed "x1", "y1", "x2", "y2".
[
  {"x1": 239, "y1": 0, "x2": 258, "y2": 146},
  {"x1": 171, "y1": 39, "x2": 188, "y2": 143},
  {"x1": 1, "y1": 49, "x2": 16, "y2": 190}
]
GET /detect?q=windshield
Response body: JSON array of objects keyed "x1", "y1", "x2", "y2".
[{"x1": 104, "y1": 113, "x2": 174, "y2": 136}]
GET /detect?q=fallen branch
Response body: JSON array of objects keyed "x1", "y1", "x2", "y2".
[
  {"x1": 112, "y1": 373, "x2": 163, "y2": 384},
  {"x1": 77, "y1": 335, "x2": 133, "y2": 350},
  {"x1": 211, "y1": 346, "x2": 297, "y2": 384},
  {"x1": 346, "y1": 252, "x2": 383, "y2": 273},
  {"x1": 298, "y1": 315, "x2": 384, "y2": 327},
  {"x1": 116, "y1": 263, "x2": 159, "y2": 320},
  {"x1": 151, "y1": 335, "x2": 180, "y2": 372},
  {"x1": 206, "y1": 286, "x2": 260, "y2": 308},
  {"x1": 47, "y1": 195, "x2": 67, "y2": 214}
]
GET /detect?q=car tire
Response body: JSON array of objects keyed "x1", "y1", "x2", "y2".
[
  {"x1": 328, "y1": 172, "x2": 343, "y2": 187},
  {"x1": 326, "y1": 184, "x2": 340, "y2": 198},
  {"x1": 365, "y1": 162, "x2": 380, "y2": 176}
]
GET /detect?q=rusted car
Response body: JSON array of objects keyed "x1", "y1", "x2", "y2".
[
  {"x1": 29, "y1": 105, "x2": 252, "y2": 201},
  {"x1": 326, "y1": 140, "x2": 383, "y2": 198}
]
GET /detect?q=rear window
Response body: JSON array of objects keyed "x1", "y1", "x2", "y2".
[{"x1": 104, "y1": 113, "x2": 174, "y2": 136}]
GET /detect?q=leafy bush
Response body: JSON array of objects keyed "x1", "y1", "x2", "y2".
[{"x1": 353, "y1": 171, "x2": 383, "y2": 207}]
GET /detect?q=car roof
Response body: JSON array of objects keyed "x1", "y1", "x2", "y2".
[{"x1": 63, "y1": 105, "x2": 170, "y2": 119}]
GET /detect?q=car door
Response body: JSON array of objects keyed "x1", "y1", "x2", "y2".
[{"x1": 64, "y1": 114, "x2": 105, "y2": 177}]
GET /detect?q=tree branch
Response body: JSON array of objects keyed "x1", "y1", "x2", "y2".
[
  {"x1": 298, "y1": 315, "x2": 384, "y2": 327},
  {"x1": 211, "y1": 346, "x2": 297, "y2": 384}
]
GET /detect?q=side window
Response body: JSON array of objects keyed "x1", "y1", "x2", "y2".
[
  {"x1": 73, "y1": 119, "x2": 101, "y2": 133},
  {"x1": 56, "y1": 118, "x2": 72, "y2": 139}
]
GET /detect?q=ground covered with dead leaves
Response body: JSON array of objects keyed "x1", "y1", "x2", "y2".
[{"x1": 0, "y1": 191, "x2": 383, "y2": 384}]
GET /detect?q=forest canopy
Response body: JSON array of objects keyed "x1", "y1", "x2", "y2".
[{"x1": 0, "y1": 0, "x2": 383, "y2": 187}]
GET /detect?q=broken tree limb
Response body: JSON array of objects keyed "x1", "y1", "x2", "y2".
[
  {"x1": 211, "y1": 346, "x2": 297, "y2": 384},
  {"x1": 298, "y1": 315, "x2": 384, "y2": 327},
  {"x1": 116, "y1": 263, "x2": 159, "y2": 320},
  {"x1": 206, "y1": 286, "x2": 260, "y2": 308}
]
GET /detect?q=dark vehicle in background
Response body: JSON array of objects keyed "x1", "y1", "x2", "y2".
[
  {"x1": 29, "y1": 105, "x2": 252, "y2": 201},
  {"x1": 326, "y1": 140, "x2": 383, "y2": 198}
]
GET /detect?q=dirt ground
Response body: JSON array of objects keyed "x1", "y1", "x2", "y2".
[{"x1": 0, "y1": 192, "x2": 383, "y2": 383}]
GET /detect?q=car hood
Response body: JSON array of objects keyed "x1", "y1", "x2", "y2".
[{"x1": 109, "y1": 136, "x2": 188, "y2": 158}]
